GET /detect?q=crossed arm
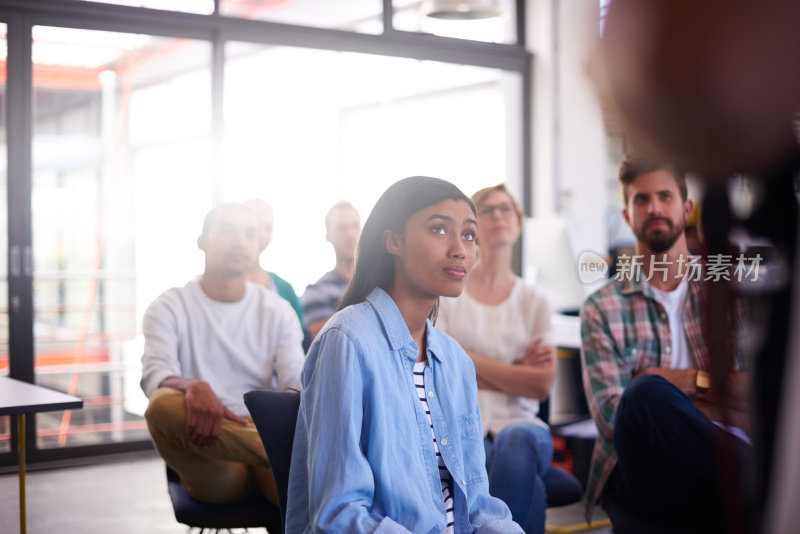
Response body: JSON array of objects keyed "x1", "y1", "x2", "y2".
[
  {"x1": 580, "y1": 297, "x2": 751, "y2": 437},
  {"x1": 468, "y1": 338, "x2": 556, "y2": 402}
]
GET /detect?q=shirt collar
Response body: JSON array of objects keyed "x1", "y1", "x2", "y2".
[
  {"x1": 365, "y1": 287, "x2": 444, "y2": 362},
  {"x1": 426, "y1": 320, "x2": 445, "y2": 363},
  {"x1": 619, "y1": 266, "x2": 703, "y2": 301},
  {"x1": 619, "y1": 265, "x2": 648, "y2": 296}
]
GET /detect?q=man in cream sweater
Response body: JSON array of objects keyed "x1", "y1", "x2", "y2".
[{"x1": 141, "y1": 203, "x2": 304, "y2": 504}]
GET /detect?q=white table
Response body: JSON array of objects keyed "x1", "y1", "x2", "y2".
[{"x1": 0, "y1": 376, "x2": 83, "y2": 534}]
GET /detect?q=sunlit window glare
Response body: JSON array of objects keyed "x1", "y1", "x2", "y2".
[
  {"x1": 222, "y1": 44, "x2": 518, "y2": 294},
  {"x1": 74, "y1": 0, "x2": 213, "y2": 14},
  {"x1": 5, "y1": 5, "x2": 522, "y2": 448}
]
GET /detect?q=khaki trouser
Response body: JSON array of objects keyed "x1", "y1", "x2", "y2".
[{"x1": 144, "y1": 387, "x2": 278, "y2": 505}]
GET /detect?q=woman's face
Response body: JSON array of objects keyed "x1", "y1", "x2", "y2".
[
  {"x1": 476, "y1": 190, "x2": 521, "y2": 248},
  {"x1": 387, "y1": 199, "x2": 477, "y2": 300}
]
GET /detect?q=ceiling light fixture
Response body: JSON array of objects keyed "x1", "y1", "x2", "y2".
[{"x1": 422, "y1": 0, "x2": 502, "y2": 20}]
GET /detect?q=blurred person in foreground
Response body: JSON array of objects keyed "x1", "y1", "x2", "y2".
[{"x1": 591, "y1": 2, "x2": 800, "y2": 531}]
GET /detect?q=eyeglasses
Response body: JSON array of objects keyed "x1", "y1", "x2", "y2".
[{"x1": 478, "y1": 202, "x2": 516, "y2": 217}]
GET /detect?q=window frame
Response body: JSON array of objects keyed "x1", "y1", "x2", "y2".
[{"x1": 0, "y1": 0, "x2": 532, "y2": 466}]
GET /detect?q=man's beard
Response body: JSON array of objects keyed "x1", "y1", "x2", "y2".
[{"x1": 637, "y1": 217, "x2": 685, "y2": 254}]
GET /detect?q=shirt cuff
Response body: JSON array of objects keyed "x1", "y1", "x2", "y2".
[
  {"x1": 141, "y1": 368, "x2": 176, "y2": 398},
  {"x1": 373, "y1": 517, "x2": 415, "y2": 534},
  {"x1": 475, "y1": 518, "x2": 525, "y2": 534}
]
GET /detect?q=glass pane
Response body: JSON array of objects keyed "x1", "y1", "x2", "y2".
[
  {"x1": 220, "y1": 0, "x2": 383, "y2": 34},
  {"x1": 223, "y1": 43, "x2": 521, "y2": 295},
  {"x1": 32, "y1": 26, "x2": 213, "y2": 449},
  {"x1": 394, "y1": 0, "x2": 517, "y2": 44},
  {"x1": 0, "y1": 416, "x2": 8, "y2": 454},
  {"x1": 72, "y1": 0, "x2": 213, "y2": 14},
  {"x1": 0, "y1": 22, "x2": 8, "y2": 453}
]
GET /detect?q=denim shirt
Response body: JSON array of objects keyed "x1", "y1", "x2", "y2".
[{"x1": 286, "y1": 287, "x2": 522, "y2": 534}]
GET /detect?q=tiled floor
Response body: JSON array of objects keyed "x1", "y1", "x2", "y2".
[{"x1": 0, "y1": 452, "x2": 612, "y2": 533}]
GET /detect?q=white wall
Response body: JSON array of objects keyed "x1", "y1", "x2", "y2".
[
  {"x1": 528, "y1": 0, "x2": 607, "y2": 256},
  {"x1": 527, "y1": 0, "x2": 609, "y2": 421}
]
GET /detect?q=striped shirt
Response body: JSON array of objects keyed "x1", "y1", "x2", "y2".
[
  {"x1": 301, "y1": 270, "x2": 349, "y2": 328},
  {"x1": 580, "y1": 270, "x2": 752, "y2": 519},
  {"x1": 414, "y1": 361, "x2": 455, "y2": 533}
]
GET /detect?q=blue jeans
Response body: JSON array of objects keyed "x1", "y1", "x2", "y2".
[
  {"x1": 484, "y1": 422, "x2": 553, "y2": 534},
  {"x1": 609, "y1": 375, "x2": 752, "y2": 532}
]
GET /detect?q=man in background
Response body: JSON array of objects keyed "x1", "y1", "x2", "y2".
[
  {"x1": 301, "y1": 201, "x2": 360, "y2": 339},
  {"x1": 141, "y1": 203, "x2": 305, "y2": 504},
  {"x1": 580, "y1": 156, "x2": 752, "y2": 532}
]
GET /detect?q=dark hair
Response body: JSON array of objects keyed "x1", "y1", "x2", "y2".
[
  {"x1": 338, "y1": 176, "x2": 475, "y2": 311},
  {"x1": 618, "y1": 154, "x2": 688, "y2": 205}
]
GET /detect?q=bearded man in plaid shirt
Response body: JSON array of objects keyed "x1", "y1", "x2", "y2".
[{"x1": 580, "y1": 155, "x2": 753, "y2": 532}]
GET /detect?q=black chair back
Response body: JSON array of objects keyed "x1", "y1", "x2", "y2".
[{"x1": 244, "y1": 389, "x2": 301, "y2": 534}]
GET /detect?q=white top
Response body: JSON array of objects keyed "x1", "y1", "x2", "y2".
[
  {"x1": 437, "y1": 279, "x2": 552, "y2": 436},
  {"x1": 413, "y1": 361, "x2": 454, "y2": 534},
  {"x1": 650, "y1": 276, "x2": 750, "y2": 444},
  {"x1": 649, "y1": 276, "x2": 692, "y2": 369},
  {"x1": 140, "y1": 278, "x2": 305, "y2": 417}
]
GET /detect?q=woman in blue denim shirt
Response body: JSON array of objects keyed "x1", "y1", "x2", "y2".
[{"x1": 287, "y1": 176, "x2": 524, "y2": 534}]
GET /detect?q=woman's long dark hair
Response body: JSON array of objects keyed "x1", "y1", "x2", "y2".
[{"x1": 338, "y1": 176, "x2": 475, "y2": 311}]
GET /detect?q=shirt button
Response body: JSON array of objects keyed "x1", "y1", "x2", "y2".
[
  {"x1": 665, "y1": 346, "x2": 671, "y2": 354},
  {"x1": 660, "y1": 312, "x2": 667, "y2": 320},
  {"x1": 427, "y1": 391, "x2": 434, "y2": 398},
  {"x1": 461, "y1": 479, "x2": 466, "y2": 485},
  {"x1": 440, "y1": 438, "x2": 447, "y2": 446}
]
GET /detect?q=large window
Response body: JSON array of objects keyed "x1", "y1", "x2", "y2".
[{"x1": 1, "y1": 0, "x2": 528, "y2": 464}]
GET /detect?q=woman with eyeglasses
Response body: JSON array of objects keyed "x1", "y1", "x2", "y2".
[
  {"x1": 286, "y1": 176, "x2": 524, "y2": 534},
  {"x1": 436, "y1": 184, "x2": 556, "y2": 534}
]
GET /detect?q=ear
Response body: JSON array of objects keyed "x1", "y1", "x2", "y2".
[
  {"x1": 683, "y1": 198, "x2": 694, "y2": 221},
  {"x1": 384, "y1": 229, "x2": 403, "y2": 257},
  {"x1": 197, "y1": 235, "x2": 207, "y2": 252},
  {"x1": 621, "y1": 206, "x2": 631, "y2": 227}
]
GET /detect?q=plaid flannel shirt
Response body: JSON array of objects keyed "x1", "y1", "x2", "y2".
[{"x1": 579, "y1": 270, "x2": 751, "y2": 520}]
